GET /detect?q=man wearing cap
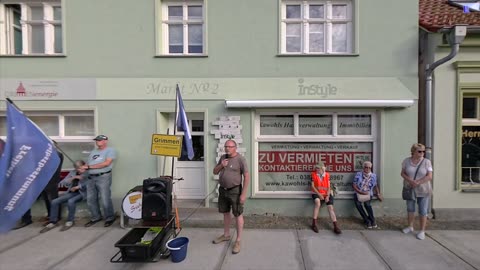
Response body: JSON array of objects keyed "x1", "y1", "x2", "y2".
[
  {"x1": 311, "y1": 162, "x2": 341, "y2": 234},
  {"x1": 82, "y1": 135, "x2": 117, "y2": 227}
]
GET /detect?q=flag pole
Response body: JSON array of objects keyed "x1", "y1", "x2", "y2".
[{"x1": 172, "y1": 85, "x2": 181, "y2": 232}]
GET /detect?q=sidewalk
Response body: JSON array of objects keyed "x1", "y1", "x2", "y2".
[{"x1": 1, "y1": 221, "x2": 480, "y2": 270}]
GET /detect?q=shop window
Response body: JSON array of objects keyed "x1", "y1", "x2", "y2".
[
  {"x1": 159, "y1": 0, "x2": 205, "y2": 55},
  {"x1": 460, "y1": 95, "x2": 480, "y2": 189},
  {"x1": 255, "y1": 112, "x2": 376, "y2": 197},
  {"x1": 0, "y1": 1, "x2": 63, "y2": 55},
  {"x1": 177, "y1": 115, "x2": 204, "y2": 161},
  {"x1": 280, "y1": 0, "x2": 355, "y2": 55}
]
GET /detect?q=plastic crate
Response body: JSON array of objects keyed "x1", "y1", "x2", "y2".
[{"x1": 114, "y1": 227, "x2": 169, "y2": 262}]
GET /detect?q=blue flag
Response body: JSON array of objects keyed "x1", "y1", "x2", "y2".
[
  {"x1": 176, "y1": 85, "x2": 194, "y2": 160},
  {"x1": 0, "y1": 101, "x2": 60, "y2": 233}
]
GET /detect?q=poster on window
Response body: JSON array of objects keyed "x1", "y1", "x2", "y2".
[
  {"x1": 461, "y1": 126, "x2": 480, "y2": 185},
  {"x1": 258, "y1": 142, "x2": 373, "y2": 192}
]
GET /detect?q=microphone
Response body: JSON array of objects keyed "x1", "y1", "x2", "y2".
[{"x1": 225, "y1": 154, "x2": 230, "y2": 159}]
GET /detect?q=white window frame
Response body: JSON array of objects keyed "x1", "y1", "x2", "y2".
[
  {"x1": 159, "y1": 0, "x2": 205, "y2": 56},
  {"x1": 0, "y1": 1, "x2": 63, "y2": 55},
  {"x1": 280, "y1": 0, "x2": 354, "y2": 55},
  {"x1": 253, "y1": 110, "x2": 378, "y2": 198}
]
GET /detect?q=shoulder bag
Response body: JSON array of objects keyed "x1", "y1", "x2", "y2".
[{"x1": 356, "y1": 174, "x2": 372, "y2": 202}]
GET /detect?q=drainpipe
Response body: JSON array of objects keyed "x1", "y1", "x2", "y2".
[{"x1": 425, "y1": 25, "x2": 466, "y2": 219}]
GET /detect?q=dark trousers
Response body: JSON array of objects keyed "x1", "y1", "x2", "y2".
[{"x1": 353, "y1": 194, "x2": 376, "y2": 225}]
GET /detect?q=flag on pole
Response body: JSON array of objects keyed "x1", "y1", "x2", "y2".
[
  {"x1": 0, "y1": 101, "x2": 60, "y2": 233},
  {"x1": 176, "y1": 85, "x2": 194, "y2": 160}
]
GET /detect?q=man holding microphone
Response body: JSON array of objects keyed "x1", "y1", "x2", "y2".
[{"x1": 212, "y1": 140, "x2": 250, "y2": 254}]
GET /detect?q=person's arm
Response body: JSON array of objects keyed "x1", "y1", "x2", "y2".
[
  {"x1": 239, "y1": 172, "x2": 250, "y2": 204},
  {"x1": 87, "y1": 158, "x2": 113, "y2": 170}
]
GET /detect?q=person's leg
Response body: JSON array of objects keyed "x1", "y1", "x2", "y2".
[
  {"x1": 311, "y1": 196, "x2": 321, "y2": 233},
  {"x1": 327, "y1": 196, "x2": 341, "y2": 234},
  {"x1": 97, "y1": 174, "x2": 115, "y2": 221},
  {"x1": 353, "y1": 195, "x2": 370, "y2": 226},
  {"x1": 416, "y1": 196, "x2": 429, "y2": 240},
  {"x1": 49, "y1": 194, "x2": 72, "y2": 223},
  {"x1": 22, "y1": 209, "x2": 32, "y2": 223},
  {"x1": 363, "y1": 200, "x2": 376, "y2": 226},
  {"x1": 403, "y1": 200, "x2": 416, "y2": 233},
  {"x1": 66, "y1": 193, "x2": 84, "y2": 222},
  {"x1": 213, "y1": 187, "x2": 232, "y2": 244},
  {"x1": 42, "y1": 191, "x2": 51, "y2": 218},
  {"x1": 86, "y1": 178, "x2": 101, "y2": 221}
]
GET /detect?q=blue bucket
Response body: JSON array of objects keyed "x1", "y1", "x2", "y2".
[{"x1": 166, "y1": 237, "x2": 189, "y2": 263}]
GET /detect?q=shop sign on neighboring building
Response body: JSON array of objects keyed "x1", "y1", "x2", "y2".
[{"x1": 0, "y1": 79, "x2": 96, "y2": 100}]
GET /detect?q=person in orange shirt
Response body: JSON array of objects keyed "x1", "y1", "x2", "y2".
[{"x1": 311, "y1": 162, "x2": 341, "y2": 234}]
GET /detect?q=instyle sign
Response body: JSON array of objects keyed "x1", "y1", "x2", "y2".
[{"x1": 150, "y1": 134, "x2": 183, "y2": 157}]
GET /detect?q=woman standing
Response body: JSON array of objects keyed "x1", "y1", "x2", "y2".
[
  {"x1": 353, "y1": 161, "x2": 383, "y2": 229},
  {"x1": 401, "y1": 143, "x2": 433, "y2": 240}
]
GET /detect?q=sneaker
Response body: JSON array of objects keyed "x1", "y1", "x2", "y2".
[
  {"x1": 402, "y1": 227, "x2": 414, "y2": 234},
  {"x1": 61, "y1": 221, "x2": 74, "y2": 231},
  {"x1": 416, "y1": 231, "x2": 426, "y2": 240},
  {"x1": 371, "y1": 224, "x2": 378, "y2": 229},
  {"x1": 40, "y1": 223, "x2": 57, "y2": 233},
  {"x1": 311, "y1": 224, "x2": 319, "y2": 233},
  {"x1": 212, "y1": 235, "x2": 231, "y2": 244},
  {"x1": 232, "y1": 241, "x2": 241, "y2": 254},
  {"x1": 13, "y1": 220, "x2": 33, "y2": 230},
  {"x1": 84, "y1": 219, "x2": 102, "y2": 227}
]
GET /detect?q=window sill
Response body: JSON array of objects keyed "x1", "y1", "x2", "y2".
[
  {"x1": 0, "y1": 54, "x2": 66, "y2": 58},
  {"x1": 461, "y1": 186, "x2": 480, "y2": 192},
  {"x1": 277, "y1": 53, "x2": 359, "y2": 57},
  {"x1": 155, "y1": 54, "x2": 208, "y2": 58}
]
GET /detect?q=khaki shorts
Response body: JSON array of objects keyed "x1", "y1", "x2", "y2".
[{"x1": 218, "y1": 185, "x2": 243, "y2": 217}]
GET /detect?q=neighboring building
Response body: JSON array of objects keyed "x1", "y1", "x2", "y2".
[
  {"x1": 0, "y1": 0, "x2": 418, "y2": 217},
  {"x1": 419, "y1": 0, "x2": 480, "y2": 218}
]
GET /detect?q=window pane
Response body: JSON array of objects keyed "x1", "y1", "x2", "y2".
[
  {"x1": 188, "y1": 6, "x2": 202, "y2": 19},
  {"x1": 337, "y1": 115, "x2": 371, "y2": 135},
  {"x1": 53, "y1": 6, "x2": 62, "y2": 20},
  {"x1": 65, "y1": 116, "x2": 95, "y2": 136},
  {"x1": 168, "y1": 6, "x2": 183, "y2": 20},
  {"x1": 29, "y1": 116, "x2": 58, "y2": 136},
  {"x1": 169, "y1": 24, "x2": 183, "y2": 53},
  {"x1": 309, "y1": 23, "x2": 324, "y2": 52},
  {"x1": 54, "y1": 25, "x2": 62, "y2": 53},
  {"x1": 332, "y1": 23, "x2": 347, "y2": 53},
  {"x1": 30, "y1": 6, "x2": 43, "y2": 20},
  {"x1": 286, "y1": 5, "x2": 301, "y2": 19},
  {"x1": 463, "y1": 97, "x2": 477, "y2": 118},
  {"x1": 14, "y1": 28, "x2": 22, "y2": 54},
  {"x1": 260, "y1": 115, "x2": 294, "y2": 135},
  {"x1": 31, "y1": 24, "x2": 45, "y2": 53},
  {"x1": 332, "y1": 5, "x2": 347, "y2": 19},
  {"x1": 286, "y1": 24, "x2": 301, "y2": 52},
  {"x1": 309, "y1": 5, "x2": 324, "y2": 19},
  {"x1": 462, "y1": 126, "x2": 480, "y2": 185},
  {"x1": 188, "y1": 24, "x2": 203, "y2": 53},
  {"x1": 191, "y1": 120, "x2": 204, "y2": 132},
  {"x1": 0, "y1": 116, "x2": 6, "y2": 136},
  {"x1": 299, "y1": 115, "x2": 332, "y2": 135}
]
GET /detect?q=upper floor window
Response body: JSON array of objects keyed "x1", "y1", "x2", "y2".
[
  {"x1": 159, "y1": 1, "x2": 205, "y2": 55},
  {"x1": 0, "y1": 1, "x2": 63, "y2": 55},
  {"x1": 280, "y1": 0, "x2": 354, "y2": 55}
]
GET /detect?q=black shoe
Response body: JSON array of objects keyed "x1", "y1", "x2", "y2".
[
  {"x1": 13, "y1": 220, "x2": 33, "y2": 230},
  {"x1": 84, "y1": 219, "x2": 102, "y2": 227},
  {"x1": 104, "y1": 218, "x2": 116, "y2": 227}
]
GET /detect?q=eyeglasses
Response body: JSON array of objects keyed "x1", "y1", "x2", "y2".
[
  {"x1": 364, "y1": 166, "x2": 372, "y2": 169},
  {"x1": 417, "y1": 150, "x2": 425, "y2": 153},
  {"x1": 224, "y1": 146, "x2": 236, "y2": 148}
]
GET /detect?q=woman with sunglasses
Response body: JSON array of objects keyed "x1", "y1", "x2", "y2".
[
  {"x1": 401, "y1": 143, "x2": 433, "y2": 240},
  {"x1": 352, "y1": 161, "x2": 383, "y2": 229}
]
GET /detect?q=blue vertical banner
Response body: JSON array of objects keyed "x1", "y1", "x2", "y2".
[
  {"x1": 176, "y1": 85, "x2": 194, "y2": 160},
  {"x1": 0, "y1": 101, "x2": 60, "y2": 233}
]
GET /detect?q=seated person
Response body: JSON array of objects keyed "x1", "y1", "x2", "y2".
[
  {"x1": 40, "y1": 160, "x2": 88, "y2": 233},
  {"x1": 352, "y1": 161, "x2": 383, "y2": 229},
  {"x1": 311, "y1": 162, "x2": 341, "y2": 234}
]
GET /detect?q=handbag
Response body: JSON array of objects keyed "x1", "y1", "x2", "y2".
[
  {"x1": 402, "y1": 159, "x2": 425, "y2": 200},
  {"x1": 356, "y1": 192, "x2": 371, "y2": 202}
]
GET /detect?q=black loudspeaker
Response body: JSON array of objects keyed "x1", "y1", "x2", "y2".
[{"x1": 142, "y1": 177, "x2": 172, "y2": 221}]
